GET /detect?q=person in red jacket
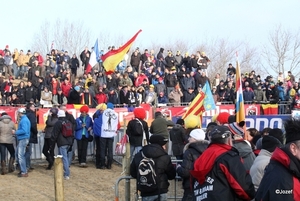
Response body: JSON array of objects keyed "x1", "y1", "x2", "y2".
[
  {"x1": 135, "y1": 72, "x2": 149, "y2": 87},
  {"x1": 61, "y1": 78, "x2": 72, "y2": 97},
  {"x1": 95, "y1": 85, "x2": 108, "y2": 104}
]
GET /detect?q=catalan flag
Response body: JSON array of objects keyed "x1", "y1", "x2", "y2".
[
  {"x1": 235, "y1": 58, "x2": 245, "y2": 123},
  {"x1": 86, "y1": 39, "x2": 99, "y2": 74},
  {"x1": 202, "y1": 80, "x2": 216, "y2": 111},
  {"x1": 182, "y1": 91, "x2": 205, "y2": 123},
  {"x1": 102, "y1": 29, "x2": 142, "y2": 74}
]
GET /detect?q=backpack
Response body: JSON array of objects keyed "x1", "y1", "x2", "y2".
[
  {"x1": 61, "y1": 120, "x2": 73, "y2": 137},
  {"x1": 137, "y1": 152, "x2": 158, "y2": 193}
]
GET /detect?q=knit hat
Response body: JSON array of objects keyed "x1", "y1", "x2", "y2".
[
  {"x1": 57, "y1": 110, "x2": 66, "y2": 118},
  {"x1": 74, "y1": 86, "x2": 80, "y2": 91},
  {"x1": 209, "y1": 126, "x2": 232, "y2": 140},
  {"x1": 262, "y1": 135, "x2": 282, "y2": 152},
  {"x1": 50, "y1": 107, "x2": 59, "y2": 115},
  {"x1": 268, "y1": 128, "x2": 284, "y2": 144},
  {"x1": 176, "y1": 118, "x2": 184, "y2": 125},
  {"x1": 184, "y1": 115, "x2": 200, "y2": 129},
  {"x1": 190, "y1": 129, "x2": 205, "y2": 141},
  {"x1": 227, "y1": 121, "x2": 245, "y2": 137},
  {"x1": 149, "y1": 135, "x2": 168, "y2": 146},
  {"x1": 107, "y1": 102, "x2": 114, "y2": 109},
  {"x1": 228, "y1": 115, "x2": 236, "y2": 124},
  {"x1": 96, "y1": 103, "x2": 107, "y2": 111},
  {"x1": 133, "y1": 107, "x2": 146, "y2": 119},
  {"x1": 80, "y1": 105, "x2": 89, "y2": 113},
  {"x1": 216, "y1": 112, "x2": 230, "y2": 125}
]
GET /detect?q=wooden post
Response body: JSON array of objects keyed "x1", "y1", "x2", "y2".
[
  {"x1": 123, "y1": 119, "x2": 131, "y2": 201},
  {"x1": 54, "y1": 156, "x2": 64, "y2": 201}
]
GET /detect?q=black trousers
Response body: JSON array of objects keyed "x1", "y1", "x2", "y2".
[
  {"x1": 42, "y1": 138, "x2": 54, "y2": 164},
  {"x1": 0, "y1": 143, "x2": 15, "y2": 161},
  {"x1": 77, "y1": 136, "x2": 88, "y2": 164},
  {"x1": 100, "y1": 137, "x2": 113, "y2": 167}
]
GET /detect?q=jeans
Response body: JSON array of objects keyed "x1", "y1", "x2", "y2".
[
  {"x1": 67, "y1": 145, "x2": 74, "y2": 166},
  {"x1": 13, "y1": 63, "x2": 20, "y2": 78},
  {"x1": 58, "y1": 145, "x2": 70, "y2": 177},
  {"x1": 0, "y1": 143, "x2": 15, "y2": 161},
  {"x1": 42, "y1": 138, "x2": 54, "y2": 165},
  {"x1": 77, "y1": 136, "x2": 88, "y2": 164},
  {"x1": 130, "y1": 145, "x2": 142, "y2": 163},
  {"x1": 142, "y1": 193, "x2": 167, "y2": 201},
  {"x1": 25, "y1": 143, "x2": 32, "y2": 169},
  {"x1": 17, "y1": 139, "x2": 29, "y2": 174},
  {"x1": 100, "y1": 137, "x2": 113, "y2": 167}
]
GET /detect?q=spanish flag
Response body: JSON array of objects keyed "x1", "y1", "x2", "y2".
[
  {"x1": 182, "y1": 91, "x2": 205, "y2": 123},
  {"x1": 102, "y1": 29, "x2": 142, "y2": 74},
  {"x1": 235, "y1": 57, "x2": 245, "y2": 123}
]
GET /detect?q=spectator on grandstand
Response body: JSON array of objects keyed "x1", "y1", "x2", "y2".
[
  {"x1": 165, "y1": 67, "x2": 178, "y2": 95},
  {"x1": 75, "y1": 105, "x2": 93, "y2": 167},
  {"x1": 183, "y1": 87, "x2": 196, "y2": 103},
  {"x1": 130, "y1": 50, "x2": 141, "y2": 72},
  {"x1": 12, "y1": 48, "x2": 19, "y2": 78},
  {"x1": 168, "y1": 85, "x2": 183, "y2": 106},
  {"x1": 1, "y1": 76, "x2": 13, "y2": 104},
  {"x1": 156, "y1": 47, "x2": 165, "y2": 61},
  {"x1": 106, "y1": 74, "x2": 118, "y2": 90},
  {"x1": 0, "y1": 112, "x2": 16, "y2": 175},
  {"x1": 154, "y1": 77, "x2": 165, "y2": 94},
  {"x1": 268, "y1": 82, "x2": 279, "y2": 103},
  {"x1": 181, "y1": 72, "x2": 195, "y2": 92},
  {"x1": 130, "y1": 134, "x2": 176, "y2": 201},
  {"x1": 60, "y1": 78, "x2": 72, "y2": 98},
  {"x1": 253, "y1": 84, "x2": 267, "y2": 102},
  {"x1": 67, "y1": 86, "x2": 81, "y2": 104},
  {"x1": 69, "y1": 54, "x2": 79, "y2": 77},
  {"x1": 140, "y1": 49, "x2": 149, "y2": 65},
  {"x1": 23, "y1": 50, "x2": 32, "y2": 78},
  {"x1": 25, "y1": 103, "x2": 38, "y2": 172},
  {"x1": 158, "y1": 92, "x2": 168, "y2": 104},
  {"x1": 80, "y1": 87, "x2": 94, "y2": 107},
  {"x1": 175, "y1": 50, "x2": 183, "y2": 68},
  {"x1": 226, "y1": 63, "x2": 236, "y2": 78},
  {"x1": 165, "y1": 51, "x2": 177, "y2": 69},
  {"x1": 24, "y1": 81, "x2": 36, "y2": 104},
  {"x1": 80, "y1": 47, "x2": 91, "y2": 71},
  {"x1": 190, "y1": 54, "x2": 198, "y2": 72},
  {"x1": 191, "y1": 125, "x2": 255, "y2": 200},
  {"x1": 52, "y1": 88, "x2": 67, "y2": 106},
  {"x1": 243, "y1": 86, "x2": 255, "y2": 102},
  {"x1": 287, "y1": 71, "x2": 295, "y2": 84},
  {"x1": 106, "y1": 87, "x2": 118, "y2": 105},
  {"x1": 40, "y1": 86, "x2": 52, "y2": 108},
  {"x1": 0, "y1": 54, "x2": 5, "y2": 75},
  {"x1": 119, "y1": 72, "x2": 133, "y2": 87},
  {"x1": 4, "y1": 51, "x2": 13, "y2": 78},
  {"x1": 119, "y1": 85, "x2": 129, "y2": 105},
  {"x1": 145, "y1": 85, "x2": 157, "y2": 106}
]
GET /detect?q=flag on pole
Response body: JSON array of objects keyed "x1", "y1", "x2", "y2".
[
  {"x1": 182, "y1": 91, "x2": 205, "y2": 125},
  {"x1": 102, "y1": 29, "x2": 142, "y2": 74},
  {"x1": 86, "y1": 39, "x2": 99, "y2": 74},
  {"x1": 202, "y1": 80, "x2": 216, "y2": 111},
  {"x1": 235, "y1": 55, "x2": 245, "y2": 123}
]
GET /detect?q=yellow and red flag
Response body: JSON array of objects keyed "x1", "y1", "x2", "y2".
[
  {"x1": 182, "y1": 91, "x2": 205, "y2": 125},
  {"x1": 102, "y1": 29, "x2": 142, "y2": 74}
]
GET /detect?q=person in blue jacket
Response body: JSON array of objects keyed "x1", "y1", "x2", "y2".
[
  {"x1": 93, "y1": 103, "x2": 107, "y2": 169},
  {"x1": 12, "y1": 108, "x2": 31, "y2": 177},
  {"x1": 75, "y1": 105, "x2": 93, "y2": 167}
]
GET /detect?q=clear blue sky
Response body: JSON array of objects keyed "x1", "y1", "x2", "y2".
[{"x1": 1, "y1": 0, "x2": 299, "y2": 52}]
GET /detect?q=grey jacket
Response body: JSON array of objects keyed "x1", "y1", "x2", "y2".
[
  {"x1": 0, "y1": 115, "x2": 16, "y2": 144},
  {"x1": 44, "y1": 115, "x2": 59, "y2": 138}
]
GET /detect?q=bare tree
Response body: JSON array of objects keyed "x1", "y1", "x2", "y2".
[
  {"x1": 262, "y1": 25, "x2": 300, "y2": 78},
  {"x1": 31, "y1": 19, "x2": 91, "y2": 57}
]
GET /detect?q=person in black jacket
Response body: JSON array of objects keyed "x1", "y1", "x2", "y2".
[
  {"x1": 130, "y1": 135, "x2": 176, "y2": 200},
  {"x1": 51, "y1": 110, "x2": 74, "y2": 180},
  {"x1": 191, "y1": 125, "x2": 255, "y2": 201},
  {"x1": 256, "y1": 118, "x2": 300, "y2": 201},
  {"x1": 67, "y1": 86, "x2": 81, "y2": 104},
  {"x1": 70, "y1": 54, "x2": 79, "y2": 77},
  {"x1": 177, "y1": 129, "x2": 209, "y2": 201},
  {"x1": 24, "y1": 81, "x2": 36, "y2": 103},
  {"x1": 126, "y1": 108, "x2": 149, "y2": 161},
  {"x1": 169, "y1": 119, "x2": 188, "y2": 160},
  {"x1": 25, "y1": 103, "x2": 38, "y2": 171},
  {"x1": 42, "y1": 107, "x2": 59, "y2": 170}
]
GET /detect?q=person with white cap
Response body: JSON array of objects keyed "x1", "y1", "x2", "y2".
[
  {"x1": 51, "y1": 110, "x2": 74, "y2": 180},
  {"x1": 12, "y1": 108, "x2": 31, "y2": 177},
  {"x1": 177, "y1": 128, "x2": 209, "y2": 200}
]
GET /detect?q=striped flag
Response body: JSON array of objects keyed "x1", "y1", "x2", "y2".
[
  {"x1": 86, "y1": 39, "x2": 99, "y2": 74},
  {"x1": 235, "y1": 57, "x2": 245, "y2": 123},
  {"x1": 102, "y1": 29, "x2": 142, "y2": 74},
  {"x1": 182, "y1": 91, "x2": 205, "y2": 123}
]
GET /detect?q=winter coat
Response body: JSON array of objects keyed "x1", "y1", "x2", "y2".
[
  {"x1": 51, "y1": 117, "x2": 73, "y2": 147},
  {"x1": 75, "y1": 115, "x2": 93, "y2": 140},
  {"x1": 243, "y1": 90, "x2": 254, "y2": 102},
  {"x1": 177, "y1": 140, "x2": 209, "y2": 189},
  {"x1": 249, "y1": 149, "x2": 272, "y2": 191},
  {"x1": 233, "y1": 140, "x2": 256, "y2": 172},
  {"x1": 154, "y1": 83, "x2": 166, "y2": 95},
  {"x1": 130, "y1": 143, "x2": 176, "y2": 197},
  {"x1": 67, "y1": 89, "x2": 81, "y2": 104},
  {"x1": 150, "y1": 117, "x2": 174, "y2": 139},
  {"x1": 168, "y1": 90, "x2": 183, "y2": 105},
  {"x1": 183, "y1": 91, "x2": 195, "y2": 103},
  {"x1": 255, "y1": 147, "x2": 300, "y2": 201},
  {"x1": 26, "y1": 109, "x2": 38, "y2": 144},
  {"x1": 126, "y1": 118, "x2": 149, "y2": 146},
  {"x1": 0, "y1": 115, "x2": 16, "y2": 144},
  {"x1": 169, "y1": 124, "x2": 187, "y2": 156},
  {"x1": 15, "y1": 115, "x2": 31, "y2": 141},
  {"x1": 182, "y1": 76, "x2": 195, "y2": 91},
  {"x1": 44, "y1": 115, "x2": 59, "y2": 139},
  {"x1": 93, "y1": 112, "x2": 103, "y2": 137},
  {"x1": 191, "y1": 143, "x2": 255, "y2": 201},
  {"x1": 164, "y1": 73, "x2": 177, "y2": 87},
  {"x1": 254, "y1": 89, "x2": 266, "y2": 102}
]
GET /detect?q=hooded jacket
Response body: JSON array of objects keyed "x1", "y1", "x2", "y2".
[
  {"x1": 44, "y1": 115, "x2": 59, "y2": 139},
  {"x1": 169, "y1": 124, "x2": 187, "y2": 156},
  {"x1": 191, "y1": 143, "x2": 255, "y2": 201},
  {"x1": 0, "y1": 115, "x2": 16, "y2": 144},
  {"x1": 177, "y1": 140, "x2": 209, "y2": 189},
  {"x1": 75, "y1": 114, "x2": 93, "y2": 140},
  {"x1": 233, "y1": 140, "x2": 256, "y2": 172},
  {"x1": 130, "y1": 143, "x2": 176, "y2": 197},
  {"x1": 15, "y1": 115, "x2": 31, "y2": 141},
  {"x1": 255, "y1": 147, "x2": 300, "y2": 201}
]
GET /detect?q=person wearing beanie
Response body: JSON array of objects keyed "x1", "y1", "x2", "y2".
[
  {"x1": 256, "y1": 119, "x2": 300, "y2": 200},
  {"x1": 177, "y1": 128, "x2": 209, "y2": 200},
  {"x1": 227, "y1": 121, "x2": 256, "y2": 172},
  {"x1": 75, "y1": 105, "x2": 93, "y2": 167},
  {"x1": 169, "y1": 118, "x2": 188, "y2": 160},
  {"x1": 92, "y1": 103, "x2": 107, "y2": 120},
  {"x1": 130, "y1": 134, "x2": 176, "y2": 200},
  {"x1": 191, "y1": 125, "x2": 255, "y2": 200},
  {"x1": 99, "y1": 102, "x2": 120, "y2": 169},
  {"x1": 216, "y1": 112, "x2": 230, "y2": 125},
  {"x1": 126, "y1": 107, "x2": 150, "y2": 162},
  {"x1": 67, "y1": 85, "x2": 81, "y2": 104},
  {"x1": 42, "y1": 107, "x2": 59, "y2": 170},
  {"x1": 51, "y1": 110, "x2": 74, "y2": 180}
]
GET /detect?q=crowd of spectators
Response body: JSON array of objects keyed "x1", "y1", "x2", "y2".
[{"x1": 0, "y1": 45, "x2": 300, "y2": 112}]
